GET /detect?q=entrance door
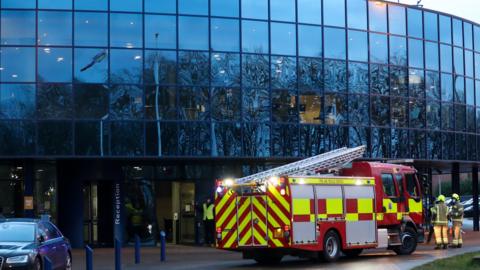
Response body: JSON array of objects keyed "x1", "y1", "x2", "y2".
[
  {"x1": 0, "y1": 178, "x2": 24, "y2": 217},
  {"x1": 83, "y1": 181, "x2": 113, "y2": 247},
  {"x1": 237, "y1": 196, "x2": 268, "y2": 247}
]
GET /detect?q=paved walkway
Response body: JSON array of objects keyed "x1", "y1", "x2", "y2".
[{"x1": 72, "y1": 226, "x2": 480, "y2": 270}]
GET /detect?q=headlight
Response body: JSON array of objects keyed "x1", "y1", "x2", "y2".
[{"x1": 6, "y1": 255, "x2": 29, "y2": 264}]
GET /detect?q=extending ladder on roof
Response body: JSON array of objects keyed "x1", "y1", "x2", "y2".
[{"x1": 235, "y1": 145, "x2": 366, "y2": 185}]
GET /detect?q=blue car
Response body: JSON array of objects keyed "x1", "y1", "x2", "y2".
[{"x1": 0, "y1": 219, "x2": 72, "y2": 270}]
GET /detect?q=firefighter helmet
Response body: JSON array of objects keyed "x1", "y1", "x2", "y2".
[
  {"x1": 452, "y1": 193, "x2": 460, "y2": 201},
  {"x1": 437, "y1": 195, "x2": 446, "y2": 202}
]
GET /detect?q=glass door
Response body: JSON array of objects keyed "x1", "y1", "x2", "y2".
[
  {"x1": 83, "y1": 182, "x2": 98, "y2": 245},
  {"x1": 0, "y1": 166, "x2": 24, "y2": 218}
]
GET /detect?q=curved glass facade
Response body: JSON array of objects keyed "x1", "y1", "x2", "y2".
[{"x1": 0, "y1": 0, "x2": 480, "y2": 161}]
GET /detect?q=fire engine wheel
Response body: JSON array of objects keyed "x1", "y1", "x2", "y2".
[
  {"x1": 322, "y1": 230, "x2": 341, "y2": 262},
  {"x1": 253, "y1": 253, "x2": 283, "y2": 265},
  {"x1": 393, "y1": 227, "x2": 417, "y2": 255}
]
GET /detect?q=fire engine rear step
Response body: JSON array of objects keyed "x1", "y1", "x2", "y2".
[{"x1": 235, "y1": 146, "x2": 366, "y2": 185}]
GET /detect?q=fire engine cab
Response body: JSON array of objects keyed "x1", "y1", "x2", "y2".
[{"x1": 214, "y1": 146, "x2": 425, "y2": 263}]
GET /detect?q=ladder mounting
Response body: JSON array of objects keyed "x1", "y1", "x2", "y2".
[{"x1": 235, "y1": 146, "x2": 366, "y2": 185}]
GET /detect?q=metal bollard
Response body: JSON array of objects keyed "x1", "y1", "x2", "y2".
[
  {"x1": 115, "y1": 238, "x2": 122, "y2": 270},
  {"x1": 44, "y1": 256, "x2": 52, "y2": 270},
  {"x1": 135, "y1": 235, "x2": 141, "y2": 264},
  {"x1": 85, "y1": 245, "x2": 93, "y2": 270},
  {"x1": 160, "y1": 230, "x2": 166, "y2": 261}
]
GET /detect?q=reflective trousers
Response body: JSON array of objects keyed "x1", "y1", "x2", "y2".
[
  {"x1": 434, "y1": 225, "x2": 448, "y2": 245},
  {"x1": 452, "y1": 221, "x2": 463, "y2": 246}
]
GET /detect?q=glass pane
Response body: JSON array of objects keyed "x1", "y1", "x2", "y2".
[
  {"x1": 453, "y1": 19, "x2": 463, "y2": 47},
  {"x1": 211, "y1": 0, "x2": 238, "y2": 17},
  {"x1": 75, "y1": 122, "x2": 100, "y2": 156},
  {"x1": 242, "y1": 123, "x2": 270, "y2": 157},
  {"x1": 324, "y1": 27, "x2": 346, "y2": 60},
  {"x1": 441, "y1": 73, "x2": 453, "y2": 102},
  {"x1": 347, "y1": 0, "x2": 367, "y2": 30},
  {"x1": 441, "y1": 103, "x2": 454, "y2": 130},
  {"x1": 371, "y1": 128, "x2": 391, "y2": 158},
  {"x1": 389, "y1": 36, "x2": 407, "y2": 66},
  {"x1": 299, "y1": 92, "x2": 321, "y2": 124},
  {"x1": 271, "y1": 23, "x2": 296, "y2": 56},
  {"x1": 242, "y1": 20, "x2": 268, "y2": 53},
  {"x1": 466, "y1": 78, "x2": 474, "y2": 105},
  {"x1": 390, "y1": 66, "x2": 408, "y2": 96},
  {"x1": 324, "y1": 60, "x2": 347, "y2": 92},
  {"x1": 211, "y1": 53, "x2": 240, "y2": 87},
  {"x1": 348, "y1": 30, "x2": 368, "y2": 62},
  {"x1": 145, "y1": 122, "x2": 178, "y2": 156},
  {"x1": 1, "y1": 11, "x2": 36, "y2": 45},
  {"x1": 110, "y1": 0, "x2": 141, "y2": 12},
  {"x1": 424, "y1": 12, "x2": 438, "y2": 41},
  {"x1": 110, "y1": 13, "x2": 142, "y2": 48},
  {"x1": 179, "y1": 0, "x2": 208, "y2": 15},
  {"x1": 370, "y1": 33, "x2": 388, "y2": 64},
  {"x1": 212, "y1": 122, "x2": 242, "y2": 157},
  {"x1": 475, "y1": 26, "x2": 480, "y2": 52},
  {"x1": 324, "y1": 94, "x2": 346, "y2": 125},
  {"x1": 348, "y1": 94, "x2": 369, "y2": 125},
  {"x1": 439, "y1": 15, "x2": 452, "y2": 44},
  {"x1": 298, "y1": 0, "x2": 322, "y2": 25},
  {"x1": 211, "y1": 18, "x2": 239, "y2": 52},
  {"x1": 242, "y1": 88, "x2": 270, "y2": 122},
  {"x1": 425, "y1": 42, "x2": 439, "y2": 70},
  {"x1": 426, "y1": 100, "x2": 440, "y2": 129},
  {"x1": 371, "y1": 96, "x2": 389, "y2": 126},
  {"x1": 38, "y1": 48, "x2": 72, "y2": 83},
  {"x1": 38, "y1": 11, "x2": 72, "y2": 46},
  {"x1": 455, "y1": 104, "x2": 466, "y2": 131},
  {"x1": 178, "y1": 87, "x2": 209, "y2": 120},
  {"x1": 0, "y1": 84, "x2": 35, "y2": 119},
  {"x1": 454, "y1": 76, "x2": 465, "y2": 103},
  {"x1": 371, "y1": 64, "x2": 389, "y2": 95},
  {"x1": 409, "y1": 68, "x2": 424, "y2": 99},
  {"x1": 37, "y1": 84, "x2": 73, "y2": 119},
  {"x1": 75, "y1": 0, "x2": 108, "y2": 10},
  {"x1": 242, "y1": 54, "x2": 269, "y2": 88},
  {"x1": 0, "y1": 47, "x2": 36, "y2": 82},
  {"x1": 144, "y1": 50, "x2": 176, "y2": 85},
  {"x1": 179, "y1": 51, "x2": 209, "y2": 86},
  {"x1": 74, "y1": 84, "x2": 109, "y2": 119},
  {"x1": 454, "y1": 47, "x2": 464, "y2": 75},
  {"x1": 241, "y1": 0, "x2": 267, "y2": 20},
  {"x1": 2, "y1": 0, "x2": 35, "y2": 8},
  {"x1": 272, "y1": 124, "x2": 299, "y2": 157},
  {"x1": 410, "y1": 98, "x2": 425, "y2": 128},
  {"x1": 179, "y1": 16, "x2": 208, "y2": 50},
  {"x1": 465, "y1": 51, "x2": 473, "y2": 78},
  {"x1": 324, "y1": 0, "x2": 344, "y2": 27},
  {"x1": 388, "y1": 5, "x2": 406, "y2": 36},
  {"x1": 425, "y1": 71, "x2": 440, "y2": 100},
  {"x1": 440, "y1": 44, "x2": 452, "y2": 73},
  {"x1": 299, "y1": 25, "x2": 322, "y2": 57},
  {"x1": 38, "y1": 121, "x2": 73, "y2": 155},
  {"x1": 145, "y1": 15, "x2": 176, "y2": 49},
  {"x1": 178, "y1": 122, "x2": 211, "y2": 156},
  {"x1": 392, "y1": 98, "x2": 407, "y2": 127},
  {"x1": 369, "y1": 1, "x2": 387, "y2": 33},
  {"x1": 299, "y1": 58, "x2": 323, "y2": 90},
  {"x1": 300, "y1": 125, "x2": 323, "y2": 156},
  {"x1": 348, "y1": 62, "x2": 369, "y2": 94},
  {"x1": 145, "y1": 86, "x2": 177, "y2": 120},
  {"x1": 110, "y1": 121, "x2": 144, "y2": 156},
  {"x1": 408, "y1": 39, "x2": 424, "y2": 69},
  {"x1": 211, "y1": 88, "x2": 240, "y2": 121},
  {"x1": 110, "y1": 49, "x2": 143, "y2": 84},
  {"x1": 74, "y1": 12, "x2": 108, "y2": 47},
  {"x1": 476, "y1": 53, "x2": 480, "y2": 79},
  {"x1": 0, "y1": 121, "x2": 35, "y2": 155},
  {"x1": 407, "y1": 8, "x2": 422, "y2": 39},
  {"x1": 272, "y1": 90, "x2": 297, "y2": 122},
  {"x1": 270, "y1": 0, "x2": 295, "y2": 22},
  {"x1": 271, "y1": 56, "x2": 296, "y2": 89},
  {"x1": 39, "y1": 0, "x2": 72, "y2": 9},
  {"x1": 110, "y1": 85, "x2": 144, "y2": 120}
]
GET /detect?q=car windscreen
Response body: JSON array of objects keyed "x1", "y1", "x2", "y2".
[{"x1": 0, "y1": 223, "x2": 35, "y2": 242}]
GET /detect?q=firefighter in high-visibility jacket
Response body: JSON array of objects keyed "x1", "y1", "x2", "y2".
[
  {"x1": 430, "y1": 195, "x2": 449, "y2": 249},
  {"x1": 449, "y1": 193, "x2": 464, "y2": 248},
  {"x1": 203, "y1": 198, "x2": 215, "y2": 246}
]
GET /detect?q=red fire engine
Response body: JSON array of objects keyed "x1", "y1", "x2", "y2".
[{"x1": 214, "y1": 146, "x2": 425, "y2": 263}]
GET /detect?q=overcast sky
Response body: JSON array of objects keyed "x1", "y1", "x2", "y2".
[{"x1": 392, "y1": 0, "x2": 479, "y2": 23}]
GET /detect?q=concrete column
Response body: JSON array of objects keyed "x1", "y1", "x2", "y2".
[
  {"x1": 452, "y1": 163, "x2": 460, "y2": 195},
  {"x1": 172, "y1": 182, "x2": 180, "y2": 244},
  {"x1": 473, "y1": 167, "x2": 479, "y2": 232},
  {"x1": 23, "y1": 159, "x2": 35, "y2": 218}
]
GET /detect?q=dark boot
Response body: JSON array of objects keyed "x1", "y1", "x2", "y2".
[
  {"x1": 443, "y1": 244, "x2": 448, "y2": 249},
  {"x1": 458, "y1": 244, "x2": 462, "y2": 248},
  {"x1": 434, "y1": 245, "x2": 442, "y2": 250}
]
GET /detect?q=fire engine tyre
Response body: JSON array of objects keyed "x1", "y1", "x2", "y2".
[
  {"x1": 253, "y1": 253, "x2": 283, "y2": 265},
  {"x1": 322, "y1": 230, "x2": 342, "y2": 262},
  {"x1": 393, "y1": 227, "x2": 418, "y2": 255},
  {"x1": 343, "y1": 249, "x2": 363, "y2": 258}
]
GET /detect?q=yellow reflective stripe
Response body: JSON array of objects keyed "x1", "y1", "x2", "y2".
[
  {"x1": 326, "y1": 198, "x2": 343, "y2": 214},
  {"x1": 268, "y1": 230, "x2": 283, "y2": 247},
  {"x1": 376, "y1": 213, "x2": 384, "y2": 221},
  {"x1": 290, "y1": 177, "x2": 375, "y2": 186},
  {"x1": 317, "y1": 214, "x2": 327, "y2": 219},
  {"x1": 268, "y1": 200, "x2": 290, "y2": 225},
  {"x1": 224, "y1": 232, "x2": 237, "y2": 248},
  {"x1": 397, "y1": 212, "x2": 404, "y2": 220},
  {"x1": 216, "y1": 192, "x2": 233, "y2": 214},
  {"x1": 217, "y1": 201, "x2": 236, "y2": 228},
  {"x1": 383, "y1": 199, "x2": 398, "y2": 213},
  {"x1": 358, "y1": 198, "x2": 373, "y2": 214},
  {"x1": 239, "y1": 230, "x2": 251, "y2": 245},
  {"x1": 253, "y1": 228, "x2": 266, "y2": 245},
  {"x1": 346, "y1": 213, "x2": 358, "y2": 221},
  {"x1": 409, "y1": 199, "x2": 422, "y2": 213},
  {"x1": 252, "y1": 197, "x2": 266, "y2": 213},
  {"x1": 293, "y1": 198, "x2": 311, "y2": 215},
  {"x1": 268, "y1": 185, "x2": 290, "y2": 211}
]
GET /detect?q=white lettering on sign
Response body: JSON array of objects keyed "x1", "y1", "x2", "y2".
[{"x1": 114, "y1": 183, "x2": 121, "y2": 225}]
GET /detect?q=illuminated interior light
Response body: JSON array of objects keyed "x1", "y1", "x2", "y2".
[
  {"x1": 56, "y1": 57, "x2": 64, "y2": 62},
  {"x1": 134, "y1": 55, "x2": 142, "y2": 60}
]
